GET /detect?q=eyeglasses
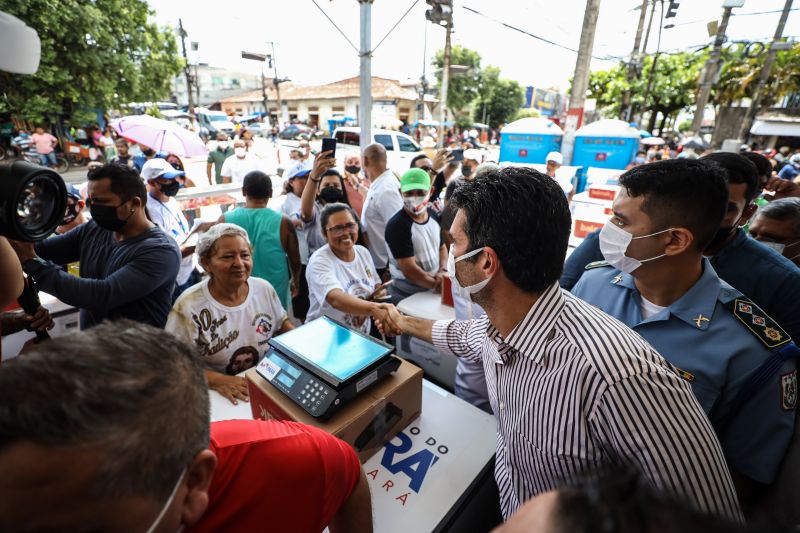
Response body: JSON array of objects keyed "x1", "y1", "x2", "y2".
[
  {"x1": 417, "y1": 166, "x2": 435, "y2": 174},
  {"x1": 325, "y1": 222, "x2": 358, "y2": 236}
]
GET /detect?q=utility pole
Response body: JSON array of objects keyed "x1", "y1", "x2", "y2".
[
  {"x1": 178, "y1": 18, "x2": 196, "y2": 126},
  {"x1": 621, "y1": 0, "x2": 649, "y2": 121},
  {"x1": 358, "y1": 0, "x2": 374, "y2": 152},
  {"x1": 690, "y1": 4, "x2": 735, "y2": 134},
  {"x1": 438, "y1": 18, "x2": 452, "y2": 148},
  {"x1": 562, "y1": 0, "x2": 602, "y2": 165},
  {"x1": 268, "y1": 42, "x2": 285, "y2": 126},
  {"x1": 738, "y1": 0, "x2": 793, "y2": 141},
  {"x1": 640, "y1": 0, "x2": 664, "y2": 133},
  {"x1": 260, "y1": 61, "x2": 269, "y2": 120}
]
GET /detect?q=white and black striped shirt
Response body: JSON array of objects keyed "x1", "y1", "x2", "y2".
[{"x1": 431, "y1": 282, "x2": 741, "y2": 521}]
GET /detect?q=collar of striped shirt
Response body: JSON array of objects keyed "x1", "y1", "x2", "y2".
[{"x1": 486, "y1": 281, "x2": 564, "y2": 365}]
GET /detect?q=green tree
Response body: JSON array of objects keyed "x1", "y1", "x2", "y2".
[
  {"x1": 434, "y1": 45, "x2": 481, "y2": 124},
  {"x1": 586, "y1": 51, "x2": 703, "y2": 132},
  {"x1": 473, "y1": 67, "x2": 525, "y2": 129},
  {"x1": 713, "y1": 42, "x2": 800, "y2": 108},
  {"x1": 0, "y1": 0, "x2": 182, "y2": 124},
  {"x1": 514, "y1": 108, "x2": 541, "y2": 120}
]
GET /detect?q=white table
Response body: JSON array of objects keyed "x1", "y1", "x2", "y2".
[
  {"x1": 209, "y1": 379, "x2": 499, "y2": 533},
  {"x1": 395, "y1": 291, "x2": 458, "y2": 390}
]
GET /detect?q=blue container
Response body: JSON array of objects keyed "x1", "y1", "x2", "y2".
[
  {"x1": 499, "y1": 118, "x2": 563, "y2": 164},
  {"x1": 572, "y1": 119, "x2": 640, "y2": 171}
]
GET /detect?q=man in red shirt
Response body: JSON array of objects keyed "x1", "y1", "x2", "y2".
[{"x1": 0, "y1": 319, "x2": 372, "y2": 532}]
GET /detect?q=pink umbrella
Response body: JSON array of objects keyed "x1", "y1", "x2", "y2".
[{"x1": 110, "y1": 115, "x2": 207, "y2": 157}]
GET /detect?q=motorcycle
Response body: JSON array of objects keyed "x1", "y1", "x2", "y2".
[{"x1": 9, "y1": 135, "x2": 70, "y2": 173}]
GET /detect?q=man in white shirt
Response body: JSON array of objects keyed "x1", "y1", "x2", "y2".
[
  {"x1": 220, "y1": 139, "x2": 260, "y2": 184},
  {"x1": 141, "y1": 158, "x2": 197, "y2": 298},
  {"x1": 360, "y1": 143, "x2": 403, "y2": 277}
]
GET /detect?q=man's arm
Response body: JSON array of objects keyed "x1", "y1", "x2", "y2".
[
  {"x1": 22, "y1": 241, "x2": 180, "y2": 312},
  {"x1": 206, "y1": 161, "x2": 214, "y2": 181},
  {"x1": 591, "y1": 372, "x2": 742, "y2": 522},
  {"x1": 0, "y1": 238, "x2": 24, "y2": 307},
  {"x1": 329, "y1": 468, "x2": 373, "y2": 533},
  {"x1": 279, "y1": 216, "x2": 301, "y2": 294},
  {"x1": 32, "y1": 225, "x2": 84, "y2": 266}
]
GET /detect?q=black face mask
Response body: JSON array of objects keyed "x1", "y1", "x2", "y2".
[
  {"x1": 345, "y1": 165, "x2": 361, "y2": 174},
  {"x1": 158, "y1": 181, "x2": 181, "y2": 197},
  {"x1": 61, "y1": 203, "x2": 80, "y2": 225},
  {"x1": 90, "y1": 202, "x2": 131, "y2": 232},
  {"x1": 706, "y1": 225, "x2": 737, "y2": 251},
  {"x1": 142, "y1": 148, "x2": 155, "y2": 157},
  {"x1": 319, "y1": 187, "x2": 344, "y2": 204},
  {"x1": 461, "y1": 164, "x2": 473, "y2": 177}
]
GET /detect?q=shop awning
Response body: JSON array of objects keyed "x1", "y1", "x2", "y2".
[{"x1": 751, "y1": 116, "x2": 800, "y2": 137}]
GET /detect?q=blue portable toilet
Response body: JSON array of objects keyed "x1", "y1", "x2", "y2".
[
  {"x1": 499, "y1": 118, "x2": 563, "y2": 164},
  {"x1": 572, "y1": 119, "x2": 640, "y2": 170}
]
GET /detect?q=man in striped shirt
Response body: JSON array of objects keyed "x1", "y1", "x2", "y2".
[{"x1": 377, "y1": 167, "x2": 741, "y2": 521}]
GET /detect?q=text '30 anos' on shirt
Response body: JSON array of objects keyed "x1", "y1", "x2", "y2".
[{"x1": 430, "y1": 281, "x2": 742, "y2": 521}]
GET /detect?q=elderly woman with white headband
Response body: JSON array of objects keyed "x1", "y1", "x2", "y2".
[{"x1": 166, "y1": 223, "x2": 294, "y2": 404}]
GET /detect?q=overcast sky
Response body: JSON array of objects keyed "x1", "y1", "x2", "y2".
[{"x1": 147, "y1": 0, "x2": 799, "y2": 90}]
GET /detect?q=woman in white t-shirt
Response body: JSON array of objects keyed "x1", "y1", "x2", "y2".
[
  {"x1": 306, "y1": 203, "x2": 394, "y2": 334},
  {"x1": 166, "y1": 223, "x2": 294, "y2": 404}
]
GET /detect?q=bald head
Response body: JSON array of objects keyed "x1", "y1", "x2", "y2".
[{"x1": 362, "y1": 143, "x2": 388, "y2": 180}]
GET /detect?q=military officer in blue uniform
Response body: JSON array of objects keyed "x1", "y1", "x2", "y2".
[{"x1": 572, "y1": 159, "x2": 797, "y2": 498}]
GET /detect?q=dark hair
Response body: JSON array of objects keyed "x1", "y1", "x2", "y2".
[
  {"x1": 88, "y1": 163, "x2": 147, "y2": 205},
  {"x1": 701, "y1": 152, "x2": 759, "y2": 202},
  {"x1": 619, "y1": 159, "x2": 728, "y2": 251},
  {"x1": 320, "y1": 169, "x2": 351, "y2": 205},
  {"x1": 410, "y1": 154, "x2": 431, "y2": 169},
  {"x1": 741, "y1": 151, "x2": 773, "y2": 186},
  {"x1": 554, "y1": 469, "x2": 766, "y2": 533},
  {"x1": 450, "y1": 166, "x2": 570, "y2": 293},
  {"x1": 755, "y1": 197, "x2": 800, "y2": 236},
  {"x1": 242, "y1": 170, "x2": 273, "y2": 199},
  {"x1": 0, "y1": 319, "x2": 209, "y2": 501},
  {"x1": 114, "y1": 137, "x2": 129, "y2": 146},
  {"x1": 320, "y1": 202, "x2": 359, "y2": 235}
]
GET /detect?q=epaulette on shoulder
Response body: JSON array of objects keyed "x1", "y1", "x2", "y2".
[
  {"x1": 584, "y1": 260, "x2": 611, "y2": 270},
  {"x1": 724, "y1": 297, "x2": 791, "y2": 350}
]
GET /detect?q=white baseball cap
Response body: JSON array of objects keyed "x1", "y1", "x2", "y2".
[
  {"x1": 140, "y1": 158, "x2": 185, "y2": 181},
  {"x1": 546, "y1": 152, "x2": 564, "y2": 165},
  {"x1": 286, "y1": 160, "x2": 314, "y2": 179},
  {"x1": 463, "y1": 148, "x2": 482, "y2": 162}
]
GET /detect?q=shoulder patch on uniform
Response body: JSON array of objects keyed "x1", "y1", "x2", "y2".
[
  {"x1": 781, "y1": 370, "x2": 797, "y2": 411},
  {"x1": 584, "y1": 260, "x2": 611, "y2": 270},
  {"x1": 724, "y1": 297, "x2": 791, "y2": 350}
]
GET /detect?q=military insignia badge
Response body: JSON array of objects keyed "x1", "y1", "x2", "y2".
[
  {"x1": 728, "y1": 298, "x2": 790, "y2": 350},
  {"x1": 781, "y1": 371, "x2": 797, "y2": 411},
  {"x1": 765, "y1": 327, "x2": 783, "y2": 343},
  {"x1": 752, "y1": 315, "x2": 766, "y2": 327},
  {"x1": 738, "y1": 302, "x2": 753, "y2": 314}
]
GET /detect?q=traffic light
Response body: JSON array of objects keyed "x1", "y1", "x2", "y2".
[
  {"x1": 665, "y1": 1, "x2": 680, "y2": 18},
  {"x1": 426, "y1": 0, "x2": 453, "y2": 26}
]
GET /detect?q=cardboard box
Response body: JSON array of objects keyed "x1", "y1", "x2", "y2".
[{"x1": 247, "y1": 359, "x2": 423, "y2": 462}]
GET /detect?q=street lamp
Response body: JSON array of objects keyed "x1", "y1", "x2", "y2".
[{"x1": 241, "y1": 51, "x2": 269, "y2": 119}]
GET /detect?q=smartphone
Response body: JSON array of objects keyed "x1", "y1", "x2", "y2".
[
  {"x1": 450, "y1": 148, "x2": 464, "y2": 162},
  {"x1": 321, "y1": 137, "x2": 336, "y2": 157}
]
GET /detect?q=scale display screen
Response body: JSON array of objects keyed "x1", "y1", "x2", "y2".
[{"x1": 271, "y1": 317, "x2": 392, "y2": 381}]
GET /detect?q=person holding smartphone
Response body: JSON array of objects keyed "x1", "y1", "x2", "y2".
[{"x1": 305, "y1": 202, "x2": 396, "y2": 336}]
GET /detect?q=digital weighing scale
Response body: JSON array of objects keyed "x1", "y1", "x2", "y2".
[{"x1": 255, "y1": 316, "x2": 401, "y2": 419}]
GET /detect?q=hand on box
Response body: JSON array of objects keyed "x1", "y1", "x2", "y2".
[{"x1": 209, "y1": 373, "x2": 250, "y2": 405}]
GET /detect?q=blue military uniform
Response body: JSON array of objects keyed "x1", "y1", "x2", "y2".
[{"x1": 572, "y1": 258, "x2": 797, "y2": 484}]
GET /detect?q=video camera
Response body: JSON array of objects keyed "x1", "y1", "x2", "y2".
[
  {"x1": 1, "y1": 13, "x2": 67, "y2": 242},
  {"x1": 0, "y1": 161, "x2": 67, "y2": 241}
]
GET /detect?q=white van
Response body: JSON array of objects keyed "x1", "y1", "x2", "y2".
[
  {"x1": 197, "y1": 109, "x2": 235, "y2": 137},
  {"x1": 333, "y1": 127, "x2": 422, "y2": 170}
]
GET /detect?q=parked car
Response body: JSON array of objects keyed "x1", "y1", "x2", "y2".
[
  {"x1": 246, "y1": 123, "x2": 270, "y2": 137},
  {"x1": 279, "y1": 124, "x2": 322, "y2": 140},
  {"x1": 333, "y1": 127, "x2": 422, "y2": 170}
]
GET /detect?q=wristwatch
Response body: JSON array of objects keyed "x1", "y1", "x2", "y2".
[{"x1": 22, "y1": 256, "x2": 50, "y2": 275}]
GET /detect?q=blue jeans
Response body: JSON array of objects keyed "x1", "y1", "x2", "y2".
[{"x1": 38, "y1": 152, "x2": 57, "y2": 167}]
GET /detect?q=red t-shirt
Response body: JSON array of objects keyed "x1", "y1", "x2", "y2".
[{"x1": 186, "y1": 419, "x2": 361, "y2": 533}]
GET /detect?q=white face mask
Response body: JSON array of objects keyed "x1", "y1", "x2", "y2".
[
  {"x1": 598, "y1": 220, "x2": 674, "y2": 274},
  {"x1": 403, "y1": 195, "x2": 429, "y2": 215},
  {"x1": 447, "y1": 244, "x2": 491, "y2": 300},
  {"x1": 144, "y1": 468, "x2": 186, "y2": 533},
  {"x1": 234, "y1": 147, "x2": 247, "y2": 158}
]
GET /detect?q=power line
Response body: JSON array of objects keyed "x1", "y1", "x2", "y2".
[
  {"x1": 462, "y1": 5, "x2": 621, "y2": 61},
  {"x1": 310, "y1": 0, "x2": 359, "y2": 54},
  {"x1": 373, "y1": 0, "x2": 420, "y2": 53}
]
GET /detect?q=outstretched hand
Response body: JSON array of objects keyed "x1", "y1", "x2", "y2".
[{"x1": 372, "y1": 303, "x2": 404, "y2": 336}]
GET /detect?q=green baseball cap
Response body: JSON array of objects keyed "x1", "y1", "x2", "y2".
[{"x1": 400, "y1": 168, "x2": 431, "y2": 193}]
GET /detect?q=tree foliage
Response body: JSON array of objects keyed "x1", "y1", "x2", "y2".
[
  {"x1": 434, "y1": 45, "x2": 524, "y2": 129},
  {"x1": 713, "y1": 42, "x2": 800, "y2": 108},
  {"x1": 0, "y1": 0, "x2": 182, "y2": 124}
]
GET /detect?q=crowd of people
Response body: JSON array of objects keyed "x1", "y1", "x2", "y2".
[{"x1": 2, "y1": 129, "x2": 800, "y2": 531}]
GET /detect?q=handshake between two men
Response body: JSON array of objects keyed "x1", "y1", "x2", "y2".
[{"x1": 371, "y1": 304, "x2": 435, "y2": 344}]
